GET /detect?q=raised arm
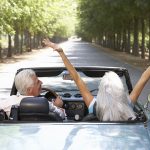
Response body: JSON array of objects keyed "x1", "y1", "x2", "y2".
[
  {"x1": 130, "y1": 66, "x2": 150, "y2": 103},
  {"x1": 43, "y1": 39, "x2": 93, "y2": 107}
]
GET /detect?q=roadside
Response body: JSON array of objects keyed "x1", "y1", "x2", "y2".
[
  {"x1": 93, "y1": 44, "x2": 150, "y2": 71},
  {"x1": 0, "y1": 48, "x2": 45, "y2": 71}
]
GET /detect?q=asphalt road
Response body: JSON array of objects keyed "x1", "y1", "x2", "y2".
[{"x1": 0, "y1": 40, "x2": 149, "y2": 105}]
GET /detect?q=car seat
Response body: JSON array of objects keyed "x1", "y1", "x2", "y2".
[{"x1": 10, "y1": 97, "x2": 63, "y2": 122}]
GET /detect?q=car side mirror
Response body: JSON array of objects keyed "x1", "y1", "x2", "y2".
[{"x1": 144, "y1": 94, "x2": 150, "y2": 111}]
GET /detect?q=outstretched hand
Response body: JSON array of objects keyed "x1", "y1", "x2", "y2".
[{"x1": 42, "y1": 38, "x2": 63, "y2": 52}]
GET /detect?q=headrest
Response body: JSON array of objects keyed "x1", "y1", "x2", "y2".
[{"x1": 20, "y1": 97, "x2": 49, "y2": 114}]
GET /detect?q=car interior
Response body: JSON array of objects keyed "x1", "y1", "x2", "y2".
[{"x1": 0, "y1": 67, "x2": 147, "y2": 123}]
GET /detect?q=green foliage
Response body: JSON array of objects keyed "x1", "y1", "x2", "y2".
[
  {"x1": 0, "y1": 0, "x2": 78, "y2": 38},
  {"x1": 77, "y1": 0, "x2": 150, "y2": 48},
  {"x1": 77, "y1": 0, "x2": 150, "y2": 37}
]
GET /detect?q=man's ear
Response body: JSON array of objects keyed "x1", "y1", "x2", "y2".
[{"x1": 27, "y1": 87, "x2": 32, "y2": 95}]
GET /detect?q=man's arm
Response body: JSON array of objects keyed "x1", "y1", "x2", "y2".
[
  {"x1": 43, "y1": 39, "x2": 93, "y2": 107},
  {"x1": 130, "y1": 66, "x2": 150, "y2": 103}
]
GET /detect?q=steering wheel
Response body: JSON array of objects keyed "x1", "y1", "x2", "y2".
[{"x1": 41, "y1": 87, "x2": 58, "y2": 102}]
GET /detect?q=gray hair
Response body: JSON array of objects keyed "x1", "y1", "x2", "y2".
[
  {"x1": 15, "y1": 69, "x2": 36, "y2": 95},
  {"x1": 96, "y1": 71, "x2": 135, "y2": 121}
]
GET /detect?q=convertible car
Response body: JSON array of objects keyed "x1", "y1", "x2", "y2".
[{"x1": 0, "y1": 66, "x2": 150, "y2": 150}]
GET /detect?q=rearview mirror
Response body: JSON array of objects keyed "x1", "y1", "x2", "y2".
[{"x1": 62, "y1": 71, "x2": 73, "y2": 80}]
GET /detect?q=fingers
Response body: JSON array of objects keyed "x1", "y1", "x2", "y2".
[
  {"x1": 42, "y1": 38, "x2": 50, "y2": 47},
  {"x1": 42, "y1": 39, "x2": 63, "y2": 53},
  {"x1": 42, "y1": 39, "x2": 57, "y2": 49},
  {"x1": 53, "y1": 96, "x2": 63, "y2": 107}
]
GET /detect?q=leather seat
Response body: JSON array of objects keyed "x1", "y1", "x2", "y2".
[
  {"x1": 82, "y1": 102, "x2": 99, "y2": 122},
  {"x1": 0, "y1": 109, "x2": 7, "y2": 121},
  {"x1": 82, "y1": 113, "x2": 99, "y2": 122},
  {"x1": 10, "y1": 97, "x2": 63, "y2": 122}
]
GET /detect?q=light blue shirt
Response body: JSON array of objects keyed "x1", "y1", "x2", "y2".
[{"x1": 88, "y1": 97, "x2": 96, "y2": 113}]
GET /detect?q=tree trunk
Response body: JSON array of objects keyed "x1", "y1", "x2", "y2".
[
  {"x1": 126, "y1": 21, "x2": 131, "y2": 54},
  {"x1": 14, "y1": 26, "x2": 20, "y2": 54},
  {"x1": 103, "y1": 32, "x2": 107, "y2": 47},
  {"x1": 0, "y1": 35, "x2": 2, "y2": 60},
  {"x1": 148, "y1": 17, "x2": 150, "y2": 60},
  {"x1": 141, "y1": 18, "x2": 145, "y2": 59},
  {"x1": 105, "y1": 33, "x2": 108, "y2": 47},
  {"x1": 132, "y1": 17, "x2": 139, "y2": 56},
  {"x1": 7, "y1": 34, "x2": 12, "y2": 57},
  {"x1": 29, "y1": 34, "x2": 32, "y2": 52},
  {"x1": 26, "y1": 31, "x2": 32, "y2": 52},
  {"x1": 116, "y1": 32, "x2": 122, "y2": 51},
  {"x1": 122, "y1": 29, "x2": 127, "y2": 52},
  {"x1": 20, "y1": 33, "x2": 23, "y2": 54},
  {"x1": 33, "y1": 34, "x2": 36, "y2": 48},
  {"x1": 113, "y1": 33, "x2": 116, "y2": 49},
  {"x1": 24, "y1": 30, "x2": 28, "y2": 47}
]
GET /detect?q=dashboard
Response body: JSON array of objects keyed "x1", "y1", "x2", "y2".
[{"x1": 61, "y1": 93, "x2": 88, "y2": 121}]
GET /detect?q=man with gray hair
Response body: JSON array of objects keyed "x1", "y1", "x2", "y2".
[{"x1": 0, "y1": 69, "x2": 65, "y2": 119}]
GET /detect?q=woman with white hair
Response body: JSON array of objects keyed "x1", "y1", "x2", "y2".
[
  {"x1": 95, "y1": 71, "x2": 135, "y2": 121},
  {"x1": 43, "y1": 38, "x2": 150, "y2": 121}
]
